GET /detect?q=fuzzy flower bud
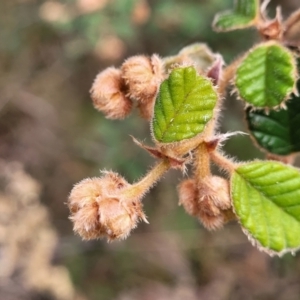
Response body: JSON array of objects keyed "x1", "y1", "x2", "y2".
[
  {"x1": 90, "y1": 67, "x2": 132, "y2": 119},
  {"x1": 121, "y1": 54, "x2": 164, "y2": 103},
  {"x1": 178, "y1": 176, "x2": 232, "y2": 230},
  {"x1": 137, "y1": 99, "x2": 155, "y2": 121},
  {"x1": 178, "y1": 179, "x2": 198, "y2": 216},
  {"x1": 68, "y1": 172, "x2": 147, "y2": 241}
]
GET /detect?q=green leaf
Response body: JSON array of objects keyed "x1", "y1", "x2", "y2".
[
  {"x1": 235, "y1": 42, "x2": 296, "y2": 108},
  {"x1": 152, "y1": 66, "x2": 217, "y2": 143},
  {"x1": 246, "y1": 58, "x2": 300, "y2": 155},
  {"x1": 213, "y1": 0, "x2": 259, "y2": 32},
  {"x1": 231, "y1": 161, "x2": 300, "y2": 255},
  {"x1": 246, "y1": 90, "x2": 300, "y2": 156}
]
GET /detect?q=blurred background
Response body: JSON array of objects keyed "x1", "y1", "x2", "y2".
[{"x1": 0, "y1": 0, "x2": 300, "y2": 299}]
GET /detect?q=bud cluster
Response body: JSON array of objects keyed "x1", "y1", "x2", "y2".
[
  {"x1": 69, "y1": 44, "x2": 235, "y2": 242},
  {"x1": 68, "y1": 160, "x2": 171, "y2": 241},
  {"x1": 65, "y1": 0, "x2": 300, "y2": 261},
  {"x1": 90, "y1": 54, "x2": 165, "y2": 120},
  {"x1": 68, "y1": 172, "x2": 147, "y2": 241}
]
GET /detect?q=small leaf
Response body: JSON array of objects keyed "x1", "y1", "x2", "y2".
[
  {"x1": 213, "y1": 0, "x2": 259, "y2": 32},
  {"x1": 152, "y1": 66, "x2": 218, "y2": 143},
  {"x1": 246, "y1": 80, "x2": 300, "y2": 155},
  {"x1": 231, "y1": 161, "x2": 300, "y2": 255},
  {"x1": 178, "y1": 43, "x2": 215, "y2": 71},
  {"x1": 235, "y1": 42, "x2": 296, "y2": 108},
  {"x1": 163, "y1": 43, "x2": 215, "y2": 73}
]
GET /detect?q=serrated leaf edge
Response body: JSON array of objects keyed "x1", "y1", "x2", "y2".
[
  {"x1": 150, "y1": 66, "x2": 219, "y2": 147},
  {"x1": 230, "y1": 160, "x2": 300, "y2": 256},
  {"x1": 233, "y1": 41, "x2": 298, "y2": 109}
]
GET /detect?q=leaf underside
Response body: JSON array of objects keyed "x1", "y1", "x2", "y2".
[
  {"x1": 213, "y1": 0, "x2": 258, "y2": 31},
  {"x1": 235, "y1": 43, "x2": 296, "y2": 108},
  {"x1": 231, "y1": 161, "x2": 300, "y2": 254},
  {"x1": 152, "y1": 66, "x2": 217, "y2": 143}
]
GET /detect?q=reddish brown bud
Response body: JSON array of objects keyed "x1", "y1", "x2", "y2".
[
  {"x1": 178, "y1": 176, "x2": 232, "y2": 230},
  {"x1": 90, "y1": 67, "x2": 132, "y2": 119},
  {"x1": 178, "y1": 179, "x2": 198, "y2": 216},
  {"x1": 137, "y1": 98, "x2": 154, "y2": 120},
  {"x1": 206, "y1": 54, "x2": 224, "y2": 86},
  {"x1": 121, "y1": 54, "x2": 164, "y2": 103},
  {"x1": 198, "y1": 176, "x2": 231, "y2": 230},
  {"x1": 68, "y1": 172, "x2": 147, "y2": 241},
  {"x1": 198, "y1": 176, "x2": 231, "y2": 210}
]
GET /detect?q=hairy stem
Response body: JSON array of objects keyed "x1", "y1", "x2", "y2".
[
  {"x1": 123, "y1": 159, "x2": 171, "y2": 200},
  {"x1": 209, "y1": 150, "x2": 236, "y2": 173},
  {"x1": 284, "y1": 8, "x2": 300, "y2": 37},
  {"x1": 194, "y1": 143, "x2": 211, "y2": 184}
]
